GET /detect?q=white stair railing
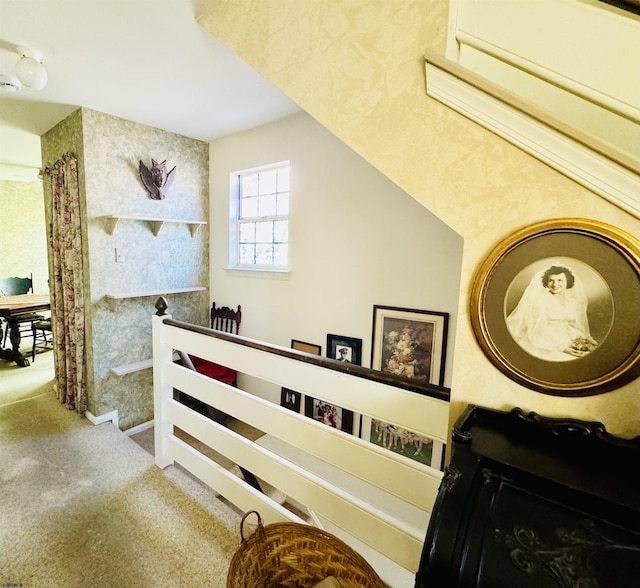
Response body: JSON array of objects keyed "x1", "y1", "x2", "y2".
[{"x1": 152, "y1": 300, "x2": 450, "y2": 577}]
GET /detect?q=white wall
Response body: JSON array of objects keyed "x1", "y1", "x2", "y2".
[{"x1": 210, "y1": 112, "x2": 463, "y2": 403}]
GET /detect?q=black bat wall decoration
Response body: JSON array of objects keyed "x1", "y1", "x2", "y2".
[{"x1": 139, "y1": 159, "x2": 176, "y2": 200}]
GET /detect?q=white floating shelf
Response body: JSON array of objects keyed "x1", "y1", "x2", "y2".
[
  {"x1": 104, "y1": 286, "x2": 206, "y2": 311},
  {"x1": 111, "y1": 358, "x2": 153, "y2": 376},
  {"x1": 101, "y1": 214, "x2": 207, "y2": 237}
]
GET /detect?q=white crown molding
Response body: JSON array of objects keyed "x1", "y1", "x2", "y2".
[{"x1": 424, "y1": 51, "x2": 640, "y2": 220}]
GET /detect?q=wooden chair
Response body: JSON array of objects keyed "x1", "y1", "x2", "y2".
[
  {"x1": 0, "y1": 275, "x2": 33, "y2": 296},
  {"x1": 0, "y1": 274, "x2": 45, "y2": 347},
  {"x1": 210, "y1": 302, "x2": 242, "y2": 335},
  {"x1": 31, "y1": 318, "x2": 53, "y2": 361},
  {"x1": 188, "y1": 303, "x2": 242, "y2": 386},
  {"x1": 178, "y1": 302, "x2": 242, "y2": 423}
]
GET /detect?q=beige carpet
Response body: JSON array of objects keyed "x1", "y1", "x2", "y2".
[
  {"x1": 0, "y1": 341, "x2": 55, "y2": 405},
  {"x1": 0, "y1": 352, "x2": 244, "y2": 588}
]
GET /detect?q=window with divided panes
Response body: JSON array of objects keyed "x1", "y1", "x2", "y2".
[{"x1": 231, "y1": 162, "x2": 290, "y2": 270}]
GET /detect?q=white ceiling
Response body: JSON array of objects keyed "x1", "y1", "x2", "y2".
[{"x1": 0, "y1": 0, "x2": 299, "y2": 179}]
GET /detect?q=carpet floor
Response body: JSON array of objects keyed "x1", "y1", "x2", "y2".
[{"x1": 0, "y1": 353, "x2": 244, "y2": 588}]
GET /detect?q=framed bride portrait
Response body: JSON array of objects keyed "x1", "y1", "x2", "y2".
[{"x1": 470, "y1": 219, "x2": 640, "y2": 396}]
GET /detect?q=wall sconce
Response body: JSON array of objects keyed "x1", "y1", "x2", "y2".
[{"x1": 15, "y1": 47, "x2": 48, "y2": 90}]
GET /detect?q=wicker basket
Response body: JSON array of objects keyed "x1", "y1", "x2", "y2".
[{"x1": 226, "y1": 511, "x2": 386, "y2": 588}]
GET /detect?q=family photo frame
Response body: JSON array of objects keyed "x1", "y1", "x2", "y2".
[
  {"x1": 359, "y1": 417, "x2": 445, "y2": 470},
  {"x1": 280, "y1": 388, "x2": 302, "y2": 413},
  {"x1": 326, "y1": 334, "x2": 362, "y2": 365},
  {"x1": 470, "y1": 218, "x2": 640, "y2": 395},
  {"x1": 304, "y1": 396, "x2": 354, "y2": 434},
  {"x1": 371, "y1": 305, "x2": 449, "y2": 387},
  {"x1": 280, "y1": 339, "x2": 322, "y2": 414}
]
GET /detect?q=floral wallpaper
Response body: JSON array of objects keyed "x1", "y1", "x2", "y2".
[{"x1": 42, "y1": 108, "x2": 209, "y2": 429}]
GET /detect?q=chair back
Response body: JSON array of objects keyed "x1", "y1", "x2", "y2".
[
  {"x1": 210, "y1": 302, "x2": 241, "y2": 334},
  {"x1": 0, "y1": 274, "x2": 33, "y2": 296}
]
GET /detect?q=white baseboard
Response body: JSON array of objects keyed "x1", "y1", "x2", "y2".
[
  {"x1": 124, "y1": 419, "x2": 154, "y2": 436},
  {"x1": 85, "y1": 409, "x2": 119, "y2": 429}
]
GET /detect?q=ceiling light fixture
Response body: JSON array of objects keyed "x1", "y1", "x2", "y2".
[
  {"x1": 15, "y1": 47, "x2": 48, "y2": 90},
  {"x1": 0, "y1": 73, "x2": 21, "y2": 92}
]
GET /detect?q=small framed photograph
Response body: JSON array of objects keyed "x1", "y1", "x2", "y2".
[
  {"x1": 360, "y1": 418, "x2": 445, "y2": 470},
  {"x1": 291, "y1": 339, "x2": 322, "y2": 355},
  {"x1": 372, "y1": 305, "x2": 449, "y2": 386},
  {"x1": 326, "y1": 334, "x2": 363, "y2": 365},
  {"x1": 283, "y1": 339, "x2": 321, "y2": 415},
  {"x1": 470, "y1": 218, "x2": 640, "y2": 395},
  {"x1": 305, "y1": 396, "x2": 354, "y2": 434},
  {"x1": 280, "y1": 388, "x2": 302, "y2": 413}
]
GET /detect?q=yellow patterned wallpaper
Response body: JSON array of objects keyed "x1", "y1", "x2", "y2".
[
  {"x1": 0, "y1": 180, "x2": 49, "y2": 293},
  {"x1": 199, "y1": 0, "x2": 640, "y2": 437}
]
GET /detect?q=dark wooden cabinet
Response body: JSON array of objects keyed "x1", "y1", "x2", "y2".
[{"x1": 415, "y1": 405, "x2": 640, "y2": 588}]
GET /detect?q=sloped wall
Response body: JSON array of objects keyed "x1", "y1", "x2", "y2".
[
  {"x1": 210, "y1": 112, "x2": 463, "y2": 401},
  {"x1": 199, "y1": 0, "x2": 640, "y2": 437}
]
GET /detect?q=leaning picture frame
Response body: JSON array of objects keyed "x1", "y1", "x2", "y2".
[
  {"x1": 360, "y1": 418, "x2": 445, "y2": 470},
  {"x1": 291, "y1": 339, "x2": 322, "y2": 356},
  {"x1": 326, "y1": 334, "x2": 363, "y2": 365},
  {"x1": 280, "y1": 388, "x2": 302, "y2": 413},
  {"x1": 371, "y1": 305, "x2": 449, "y2": 386},
  {"x1": 470, "y1": 218, "x2": 640, "y2": 395},
  {"x1": 305, "y1": 395, "x2": 354, "y2": 435},
  {"x1": 280, "y1": 339, "x2": 322, "y2": 413}
]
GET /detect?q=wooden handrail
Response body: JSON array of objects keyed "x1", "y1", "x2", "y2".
[{"x1": 162, "y1": 317, "x2": 450, "y2": 402}]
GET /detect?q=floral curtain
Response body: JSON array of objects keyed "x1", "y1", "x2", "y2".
[{"x1": 43, "y1": 153, "x2": 86, "y2": 413}]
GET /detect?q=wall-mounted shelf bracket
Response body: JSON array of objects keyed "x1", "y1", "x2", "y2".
[{"x1": 101, "y1": 215, "x2": 207, "y2": 237}]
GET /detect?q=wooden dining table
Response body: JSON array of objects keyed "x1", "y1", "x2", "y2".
[{"x1": 0, "y1": 293, "x2": 51, "y2": 367}]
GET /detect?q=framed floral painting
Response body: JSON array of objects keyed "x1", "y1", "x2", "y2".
[
  {"x1": 470, "y1": 219, "x2": 640, "y2": 395},
  {"x1": 371, "y1": 305, "x2": 449, "y2": 386}
]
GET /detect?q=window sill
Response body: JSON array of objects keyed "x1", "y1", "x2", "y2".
[{"x1": 225, "y1": 267, "x2": 290, "y2": 279}]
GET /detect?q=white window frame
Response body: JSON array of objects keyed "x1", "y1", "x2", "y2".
[{"x1": 229, "y1": 161, "x2": 290, "y2": 272}]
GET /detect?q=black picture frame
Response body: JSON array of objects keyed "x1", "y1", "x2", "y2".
[
  {"x1": 281, "y1": 339, "x2": 322, "y2": 414},
  {"x1": 280, "y1": 388, "x2": 302, "y2": 413},
  {"x1": 371, "y1": 305, "x2": 449, "y2": 387},
  {"x1": 326, "y1": 334, "x2": 363, "y2": 365},
  {"x1": 470, "y1": 218, "x2": 640, "y2": 395},
  {"x1": 304, "y1": 395, "x2": 354, "y2": 434}
]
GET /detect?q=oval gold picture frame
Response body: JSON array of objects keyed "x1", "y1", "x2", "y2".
[{"x1": 470, "y1": 218, "x2": 640, "y2": 395}]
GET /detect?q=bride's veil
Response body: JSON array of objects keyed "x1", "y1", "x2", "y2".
[{"x1": 506, "y1": 262, "x2": 590, "y2": 342}]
